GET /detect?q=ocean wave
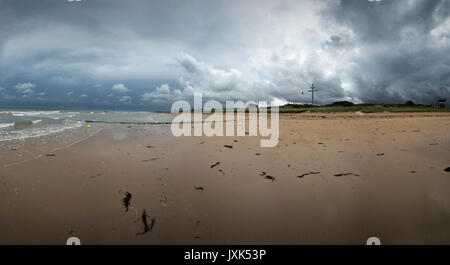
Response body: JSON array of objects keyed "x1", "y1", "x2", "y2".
[
  {"x1": 32, "y1": 119, "x2": 43, "y2": 124},
  {"x1": 0, "y1": 123, "x2": 14, "y2": 129},
  {"x1": 0, "y1": 121, "x2": 83, "y2": 141},
  {"x1": 13, "y1": 121, "x2": 34, "y2": 127},
  {"x1": 11, "y1": 111, "x2": 61, "y2": 117},
  {"x1": 1, "y1": 109, "x2": 174, "y2": 123}
]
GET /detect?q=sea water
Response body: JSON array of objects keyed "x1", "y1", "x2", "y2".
[{"x1": 0, "y1": 109, "x2": 175, "y2": 142}]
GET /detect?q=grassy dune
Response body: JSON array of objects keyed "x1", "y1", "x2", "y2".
[{"x1": 278, "y1": 103, "x2": 449, "y2": 113}]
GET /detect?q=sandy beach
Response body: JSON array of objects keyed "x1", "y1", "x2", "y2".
[{"x1": 1, "y1": 112, "x2": 450, "y2": 245}]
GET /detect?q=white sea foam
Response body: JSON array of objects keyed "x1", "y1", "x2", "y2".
[
  {"x1": 32, "y1": 119, "x2": 43, "y2": 124},
  {"x1": 0, "y1": 121, "x2": 83, "y2": 141},
  {"x1": 0, "y1": 123, "x2": 14, "y2": 129},
  {"x1": 11, "y1": 111, "x2": 60, "y2": 117}
]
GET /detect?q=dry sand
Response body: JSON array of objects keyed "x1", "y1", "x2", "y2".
[{"x1": 0, "y1": 112, "x2": 450, "y2": 244}]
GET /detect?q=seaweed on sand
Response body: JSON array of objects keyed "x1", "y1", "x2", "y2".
[
  {"x1": 136, "y1": 210, "x2": 155, "y2": 235},
  {"x1": 122, "y1": 192, "x2": 132, "y2": 212}
]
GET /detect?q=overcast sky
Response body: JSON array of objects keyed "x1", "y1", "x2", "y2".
[{"x1": 0, "y1": 0, "x2": 449, "y2": 110}]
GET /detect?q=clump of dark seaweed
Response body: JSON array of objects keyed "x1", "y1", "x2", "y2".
[
  {"x1": 122, "y1": 192, "x2": 132, "y2": 212},
  {"x1": 136, "y1": 210, "x2": 155, "y2": 235},
  {"x1": 297, "y1": 172, "x2": 320, "y2": 178},
  {"x1": 265, "y1": 175, "x2": 275, "y2": 181}
]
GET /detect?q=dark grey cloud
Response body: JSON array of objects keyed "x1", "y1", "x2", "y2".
[
  {"x1": 320, "y1": 0, "x2": 450, "y2": 104},
  {"x1": 0, "y1": 0, "x2": 448, "y2": 110}
]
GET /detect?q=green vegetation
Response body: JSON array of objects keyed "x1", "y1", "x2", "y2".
[
  {"x1": 277, "y1": 102, "x2": 449, "y2": 113},
  {"x1": 167, "y1": 100, "x2": 449, "y2": 114}
]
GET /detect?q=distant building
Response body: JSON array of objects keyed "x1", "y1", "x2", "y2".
[{"x1": 437, "y1": 99, "x2": 446, "y2": 109}]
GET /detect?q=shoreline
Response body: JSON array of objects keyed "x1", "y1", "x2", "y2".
[{"x1": 1, "y1": 126, "x2": 105, "y2": 169}]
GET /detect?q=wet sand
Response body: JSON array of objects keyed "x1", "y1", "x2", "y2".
[{"x1": 1, "y1": 112, "x2": 450, "y2": 244}]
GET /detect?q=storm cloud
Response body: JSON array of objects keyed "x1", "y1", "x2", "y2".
[{"x1": 0, "y1": 0, "x2": 448, "y2": 110}]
